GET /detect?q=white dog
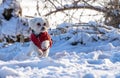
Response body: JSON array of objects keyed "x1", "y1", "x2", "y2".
[{"x1": 28, "y1": 17, "x2": 52, "y2": 57}]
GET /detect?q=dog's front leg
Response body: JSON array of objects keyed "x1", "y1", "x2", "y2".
[
  {"x1": 42, "y1": 49, "x2": 50, "y2": 57},
  {"x1": 41, "y1": 40, "x2": 50, "y2": 57}
]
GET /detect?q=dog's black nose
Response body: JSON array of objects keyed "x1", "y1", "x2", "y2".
[{"x1": 41, "y1": 27, "x2": 45, "y2": 30}]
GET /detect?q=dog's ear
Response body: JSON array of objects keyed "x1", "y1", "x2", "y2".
[
  {"x1": 28, "y1": 18, "x2": 35, "y2": 28},
  {"x1": 44, "y1": 18, "x2": 49, "y2": 28}
]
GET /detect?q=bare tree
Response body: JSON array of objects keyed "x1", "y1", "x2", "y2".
[
  {"x1": 104, "y1": 0, "x2": 120, "y2": 27},
  {"x1": 40, "y1": 0, "x2": 120, "y2": 28}
]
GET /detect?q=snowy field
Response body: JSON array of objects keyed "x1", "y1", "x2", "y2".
[
  {"x1": 0, "y1": 31, "x2": 120, "y2": 78},
  {"x1": 0, "y1": 16, "x2": 120, "y2": 78},
  {"x1": 0, "y1": 0, "x2": 120, "y2": 78}
]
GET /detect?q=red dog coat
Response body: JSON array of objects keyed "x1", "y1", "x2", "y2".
[{"x1": 30, "y1": 32, "x2": 52, "y2": 51}]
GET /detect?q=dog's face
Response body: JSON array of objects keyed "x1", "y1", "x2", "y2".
[{"x1": 29, "y1": 17, "x2": 49, "y2": 34}]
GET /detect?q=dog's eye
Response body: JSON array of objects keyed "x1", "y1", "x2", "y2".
[
  {"x1": 43, "y1": 23, "x2": 46, "y2": 26},
  {"x1": 37, "y1": 23, "x2": 41, "y2": 26}
]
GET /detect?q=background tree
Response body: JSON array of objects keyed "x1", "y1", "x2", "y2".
[
  {"x1": 104, "y1": 0, "x2": 120, "y2": 27},
  {"x1": 1, "y1": 0, "x2": 22, "y2": 20},
  {"x1": 0, "y1": 0, "x2": 29, "y2": 43},
  {"x1": 38, "y1": 0, "x2": 120, "y2": 28}
]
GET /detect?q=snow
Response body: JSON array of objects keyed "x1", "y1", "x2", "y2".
[
  {"x1": 0, "y1": 0, "x2": 120, "y2": 78},
  {"x1": 1, "y1": 18, "x2": 120, "y2": 78},
  {"x1": 58, "y1": 22, "x2": 73, "y2": 28},
  {"x1": 1, "y1": 31, "x2": 120, "y2": 78},
  {"x1": 2, "y1": 21, "x2": 120, "y2": 78}
]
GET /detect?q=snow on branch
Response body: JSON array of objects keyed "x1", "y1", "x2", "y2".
[{"x1": 44, "y1": 2, "x2": 106, "y2": 16}]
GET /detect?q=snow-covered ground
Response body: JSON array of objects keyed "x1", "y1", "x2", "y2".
[
  {"x1": 0, "y1": 0, "x2": 120, "y2": 78},
  {"x1": 0, "y1": 15, "x2": 120, "y2": 78},
  {"x1": 0, "y1": 33, "x2": 120, "y2": 78}
]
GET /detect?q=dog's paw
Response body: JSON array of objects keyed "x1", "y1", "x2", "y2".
[
  {"x1": 41, "y1": 40, "x2": 50, "y2": 50},
  {"x1": 42, "y1": 46, "x2": 48, "y2": 50}
]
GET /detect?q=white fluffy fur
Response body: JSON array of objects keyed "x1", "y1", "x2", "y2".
[
  {"x1": 28, "y1": 17, "x2": 50, "y2": 57},
  {"x1": 29, "y1": 17, "x2": 49, "y2": 34}
]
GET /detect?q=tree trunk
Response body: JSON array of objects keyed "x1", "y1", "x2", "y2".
[
  {"x1": 104, "y1": 0, "x2": 120, "y2": 28},
  {"x1": 114, "y1": 0, "x2": 119, "y2": 9}
]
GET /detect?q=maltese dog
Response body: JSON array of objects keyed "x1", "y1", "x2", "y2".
[{"x1": 28, "y1": 17, "x2": 52, "y2": 57}]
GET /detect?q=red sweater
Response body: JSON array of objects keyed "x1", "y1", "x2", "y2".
[{"x1": 30, "y1": 32, "x2": 52, "y2": 51}]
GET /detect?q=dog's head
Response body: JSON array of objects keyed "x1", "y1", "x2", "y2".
[{"x1": 29, "y1": 17, "x2": 49, "y2": 34}]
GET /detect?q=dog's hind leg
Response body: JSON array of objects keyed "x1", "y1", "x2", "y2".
[{"x1": 27, "y1": 42, "x2": 36, "y2": 56}]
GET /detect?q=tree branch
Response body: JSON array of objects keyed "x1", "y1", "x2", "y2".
[
  {"x1": 44, "y1": 4, "x2": 106, "y2": 16},
  {"x1": 47, "y1": 0, "x2": 58, "y2": 9}
]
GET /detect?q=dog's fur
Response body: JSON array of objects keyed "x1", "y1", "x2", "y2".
[{"x1": 27, "y1": 17, "x2": 52, "y2": 57}]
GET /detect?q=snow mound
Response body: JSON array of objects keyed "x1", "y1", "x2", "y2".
[
  {"x1": 0, "y1": 66, "x2": 24, "y2": 78},
  {"x1": 110, "y1": 52, "x2": 120, "y2": 63}
]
